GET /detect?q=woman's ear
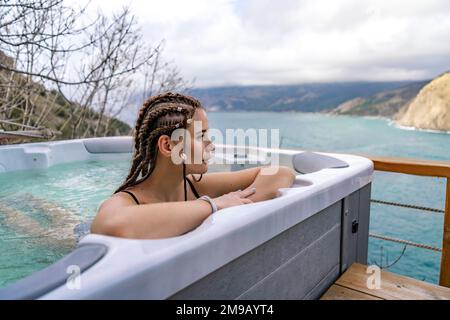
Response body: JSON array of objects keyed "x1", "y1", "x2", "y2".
[{"x1": 157, "y1": 135, "x2": 173, "y2": 157}]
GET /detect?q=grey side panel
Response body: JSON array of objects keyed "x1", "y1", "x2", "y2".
[
  {"x1": 0, "y1": 244, "x2": 107, "y2": 300},
  {"x1": 168, "y1": 201, "x2": 342, "y2": 300},
  {"x1": 237, "y1": 224, "x2": 340, "y2": 300},
  {"x1": 356, "y1": 183, "x2": 371, "y2": 264},
  {"x1": 340, "y1": 190, "x2": 359, "y2": 272},
  {"x1": 340, "y1": 183, "x2": 372, "y2": 272},
  {"x1": 303, "y1": 264, "x2": 340, "y2": 300}
]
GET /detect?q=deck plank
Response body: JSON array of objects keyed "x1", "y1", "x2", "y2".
[
  {"x1": 320, "y1": 284, "x2": 382, "y2": 300},
  {"x1": 333, "y1": 263, "x2": 450, "y2": 300}
]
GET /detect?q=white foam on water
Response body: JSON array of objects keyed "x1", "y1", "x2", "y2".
[{"x1": 387, "y1": 120, "x2": 450, "y2": 135}]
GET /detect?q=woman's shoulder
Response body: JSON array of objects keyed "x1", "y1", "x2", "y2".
[
  {"x1": 99, "y1": 192, "x2": 138, "y2": 212},
  {"x1": 91, "y1": 192, "x2": 139, "y2": 234}
]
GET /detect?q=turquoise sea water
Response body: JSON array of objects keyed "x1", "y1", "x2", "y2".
[{"x1": 0, "y1": 111, "x2": 448, "y2": 287}]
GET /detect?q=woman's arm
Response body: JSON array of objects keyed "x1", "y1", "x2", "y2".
[
  {"x1": 191, "y1": 165, "x2": 296, "y2": 201},
  {"x1": 244, "y1": 166, "x2": 296, "y2": 202},
  {"x1": 91, "y1": 166, "x2": 295, "y2": 239},
  {"x1": 91, "y1": 188, "x2": 256, "y2": 239},
  {"x1": 91, "y1": 196, "x2": 212, "y2": 239}
]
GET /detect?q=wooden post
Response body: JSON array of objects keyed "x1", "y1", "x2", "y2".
[{"x1": 440, "y1": 178, "x2": 450, "y2": 287}]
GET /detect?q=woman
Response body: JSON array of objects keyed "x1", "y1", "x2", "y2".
[{"x1": 91, "y1": 92, "x2": 295, "y2": 239}]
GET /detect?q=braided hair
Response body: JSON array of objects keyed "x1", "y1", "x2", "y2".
[{"x1": 114, "y1": 92, "x2": 204, "y2": 199}]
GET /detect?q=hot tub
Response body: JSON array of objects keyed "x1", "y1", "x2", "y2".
[{"x1": 0, "y1": 136, "x2": 373, "y2": 299}]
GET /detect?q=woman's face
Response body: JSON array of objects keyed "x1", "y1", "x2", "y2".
[{"x1": 186, "y1": 108, "x2": 214, "y2": 174}]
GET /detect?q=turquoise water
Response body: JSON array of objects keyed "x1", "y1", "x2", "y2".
[
  {"x1": 0, "y1": 159, "x2": 131, "y2": 287},
  {"x1": 0, "y1": 111, "x2": 448, "y2": 287}
]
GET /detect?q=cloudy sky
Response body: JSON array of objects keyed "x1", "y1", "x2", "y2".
[{"x1": 73, "y1": 0, "x2": 450, "y2": 88}]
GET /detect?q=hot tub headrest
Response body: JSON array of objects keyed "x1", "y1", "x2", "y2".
[
  {"x1": 292, "y1": 151, "x2": 349, "y2": 174},
  {"x1": 83, "y1": 137, "x2": 133, "y2": 153}
]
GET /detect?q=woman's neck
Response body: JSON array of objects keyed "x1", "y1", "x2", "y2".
[{"x1": 133, "y1": 157, "x2": 186, "y2": 203}]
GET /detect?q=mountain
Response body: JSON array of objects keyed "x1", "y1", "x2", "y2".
[
  {"x1": 396, "y1": 72, "x2": 450, "y2": 131},
  {"x1": 188, "y1": 82, "x2": 418, "y2": 113},
  {"x1": 329, "y1": 81, "x2": 429, "y2": 118}
]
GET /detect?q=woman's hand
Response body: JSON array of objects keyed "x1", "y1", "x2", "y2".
[{"x1": 213, "y1": 187, "x2": 256, "y2": 210}]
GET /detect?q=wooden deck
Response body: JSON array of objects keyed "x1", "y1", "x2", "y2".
[{"x1": 320, "y1": 263, "x2": 450, "y2": 300}]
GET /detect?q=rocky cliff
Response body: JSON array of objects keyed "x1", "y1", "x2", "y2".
[{"x1": 396, "y1": 72, "x2": 450, "y2": 131}]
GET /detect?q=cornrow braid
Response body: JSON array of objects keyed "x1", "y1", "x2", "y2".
[
  {"x1": 132, "y1": 93, "x2": 199, "y2": 153},
  {"x1": 132, "y1": 106, "x2": 191, "y2": 172},
  {"x1": 114, "y1": 92, "x2": 203, "y2": 194}
]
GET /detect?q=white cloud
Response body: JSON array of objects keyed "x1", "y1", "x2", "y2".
[{"x1": 70, "y1": 0, "x2": 450, "y2": 87}]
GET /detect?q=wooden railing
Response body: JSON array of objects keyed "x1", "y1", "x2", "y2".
[{"x1": 361, "y1": 155, "x2": 450, "y2": 288}]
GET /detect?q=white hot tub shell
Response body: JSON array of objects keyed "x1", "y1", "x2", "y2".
[{"x1": 0, "y1": 136, "x2": 373, "y2": 300}]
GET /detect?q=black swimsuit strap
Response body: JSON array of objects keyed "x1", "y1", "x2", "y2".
[
  {"x1": 121, "y1": 190, "x2": 140, "y2": 205},
  {"x1": 120, "y1": 179, "x2": 198, "y2": 204},
  {"x1": 185, "y1": 176, "x2": 200, "y2": 199}
]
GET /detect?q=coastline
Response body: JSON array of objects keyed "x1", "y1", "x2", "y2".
[
  {"x1": 387, "y1": 120, "x2": 450, "y2": 135},
  {"x1": 206, "y1": 109, "x2": 450, "y2": 135}
]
